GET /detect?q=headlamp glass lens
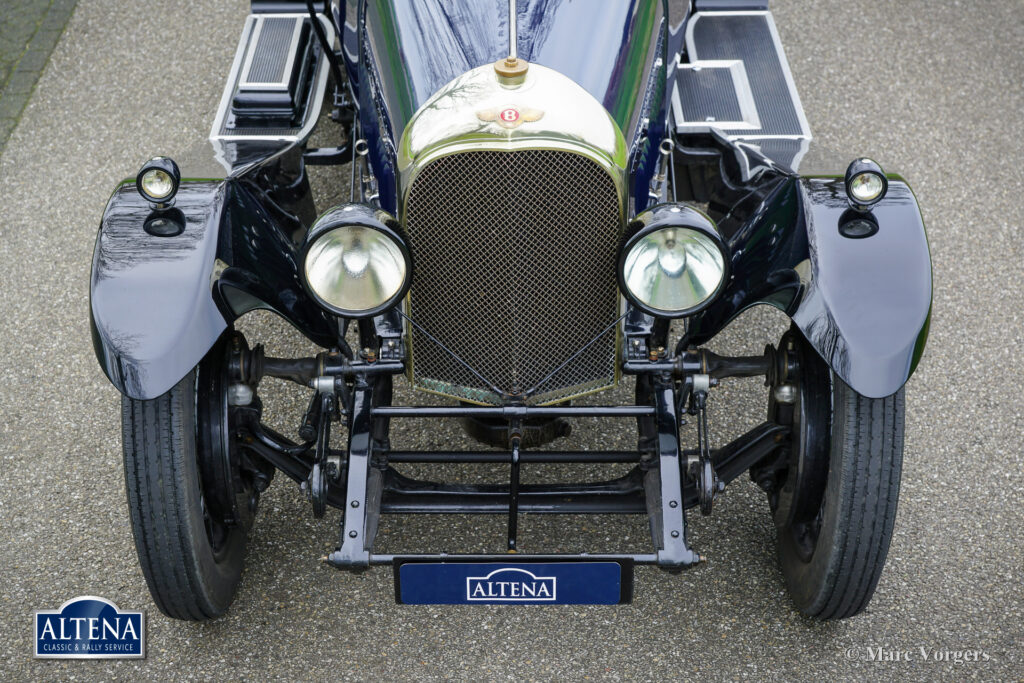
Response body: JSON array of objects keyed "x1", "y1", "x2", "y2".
[
  {"x1": 140, "y1": 169, "x2": 174, "y2": 200},
  {"x1": 623, "y1": 227, "x2": 725, "y2": 314},
  {"x1": 849, "y1": 172, "x2": 884, "y2": 202},
  {"x1": 304, "y1": 226, "x2": 407, "y2": 314}
]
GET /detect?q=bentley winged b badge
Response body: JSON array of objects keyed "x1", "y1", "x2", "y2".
[{"x1": 476, "y1": 105, "x2": 544, "y2": 129}]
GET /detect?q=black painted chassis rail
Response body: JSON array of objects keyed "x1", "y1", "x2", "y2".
[
  {"x1": 373, "y1": 405, "x2": 655, "y2": 418},
  {"x1": 236, "y1": 349, "x2": 788, "y2": 571}
]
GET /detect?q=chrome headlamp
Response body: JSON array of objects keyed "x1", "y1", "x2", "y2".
[
  {"x1": 136, "y1": 156, "x2": 180, "y2": 205},
  {"x1": 301, "y1": 205, "x2": 412, "y2": 318},
  {"x1": 619, "y1": 205, "x2": 729, "y2": 318},
  {"x1": 844, "y1": 158, "x2": 887, "y2": 209}
]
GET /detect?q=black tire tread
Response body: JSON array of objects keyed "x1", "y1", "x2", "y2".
[
  {"x1": 800, "y1": 381, "x2": 904, "y2": 620},
  {"x1": 122, "y1": 372, "x2": 243, "y2": 620}
]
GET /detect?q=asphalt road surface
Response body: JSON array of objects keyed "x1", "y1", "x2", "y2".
[
  {"x1": 0, "y1": 0, "x2": 77, "y2": 152},
  {"x1": 1, "y1": 1, "x2": 1021, "y2": 680}
]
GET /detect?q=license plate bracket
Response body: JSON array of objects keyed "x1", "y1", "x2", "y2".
[{"x1": 394, "y1": 559, "x2": 633, "y2": 605}]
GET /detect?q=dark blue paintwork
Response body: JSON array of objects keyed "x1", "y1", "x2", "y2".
[
  {"x1": 90, "y1": 145, "x2": 337, "y2": 400},
  {"x1": 791, "y1": 177, "x2": 931, "y2": 397},
  {"x1": 681, "y1": 162, "x2": 932, "y2": 398},
  {"x1": 358, "y1": 0, "x2": 664, "y2": 138},
  {"x1": 353, "y1": 0, "x2": 668, "y2": 214}
]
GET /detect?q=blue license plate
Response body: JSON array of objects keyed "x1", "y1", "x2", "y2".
[{"x1": 395, "y1": 560, "x2": 633, "y2": 605}]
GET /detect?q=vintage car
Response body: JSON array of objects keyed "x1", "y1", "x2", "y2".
[{"x1": 90, "y1": 0, "x2": 931, "y2": 619}]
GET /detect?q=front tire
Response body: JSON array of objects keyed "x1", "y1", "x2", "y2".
[
  {"x1": 770, "y1": 331, "x2": 905, "y2": 620},
  {"x1": 122, "y1": 345, "x2": 253, "y2": 620}
]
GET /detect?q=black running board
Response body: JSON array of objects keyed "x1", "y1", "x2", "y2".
[{"x1": 672, "y1": 10, "x2": 811, "y2": 171}]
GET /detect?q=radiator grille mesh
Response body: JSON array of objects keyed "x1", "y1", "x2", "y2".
[{"x1": 404, "y1": 149, "x2": 621, "y2": 405}]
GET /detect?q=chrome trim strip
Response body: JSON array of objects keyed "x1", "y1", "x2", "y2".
[
  {"x1": 209, "y1": 15, "x2": 257, "y2": 141},
  {"x1": 209, "y1": 12, "x2": 334, "y2": 144},
  {"x1": 681, "y1": 10, "x2": 811, "y2": 140},
  {"x1": 792, "y1": 136, "x2": 810, "y2": 171},
  {"x1": 675, "y1": 10, "x2": 811, "y2": 172},
  {"x1": 673, "y1": 59, "x2": 761, "y2": 131},
  {"x1": 728, "y1": 137, "x2": 810, "y2": 176},
  {"x1": 760, "y1": 11, "x2": 812, "y2": 140},
  {"x1": 397, "y1": 63, "x2": 629, "y2": 405}
]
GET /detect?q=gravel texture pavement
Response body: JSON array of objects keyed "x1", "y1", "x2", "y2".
[{"x1": 0, "y1": 0, "x2": 1021, "y2": 680}]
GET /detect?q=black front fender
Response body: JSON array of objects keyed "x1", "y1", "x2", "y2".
[
  {"x1": 685, "y1": 176, "x2": 931, "y2": 398},
  {"x1": 791, "y1": 177, "x2": 931, "y2": 397},
  {"x1": 90, "y1": 147, "x2": 336, "y2": 400},
  {"x1": 90, "y1": 180, "x2": 229, "y2": 400}
]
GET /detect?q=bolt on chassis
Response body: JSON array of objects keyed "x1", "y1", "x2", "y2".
[{"x1": 90, "y1": 0, "x2": 931, "y2": 619}]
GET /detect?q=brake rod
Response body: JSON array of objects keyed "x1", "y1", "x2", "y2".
[
  {"x1": 507, "y1": 436, "x2": 521, "y2": 551},
  {"x1": 240, "y1": 349, "x2": 404, "y2": 387},
  {"x1": 622, "y1": 347, "x2": 782, "y2": 380},
  {"x1": 250, "y1": 346, "x2": 778, "y2": 389}
]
